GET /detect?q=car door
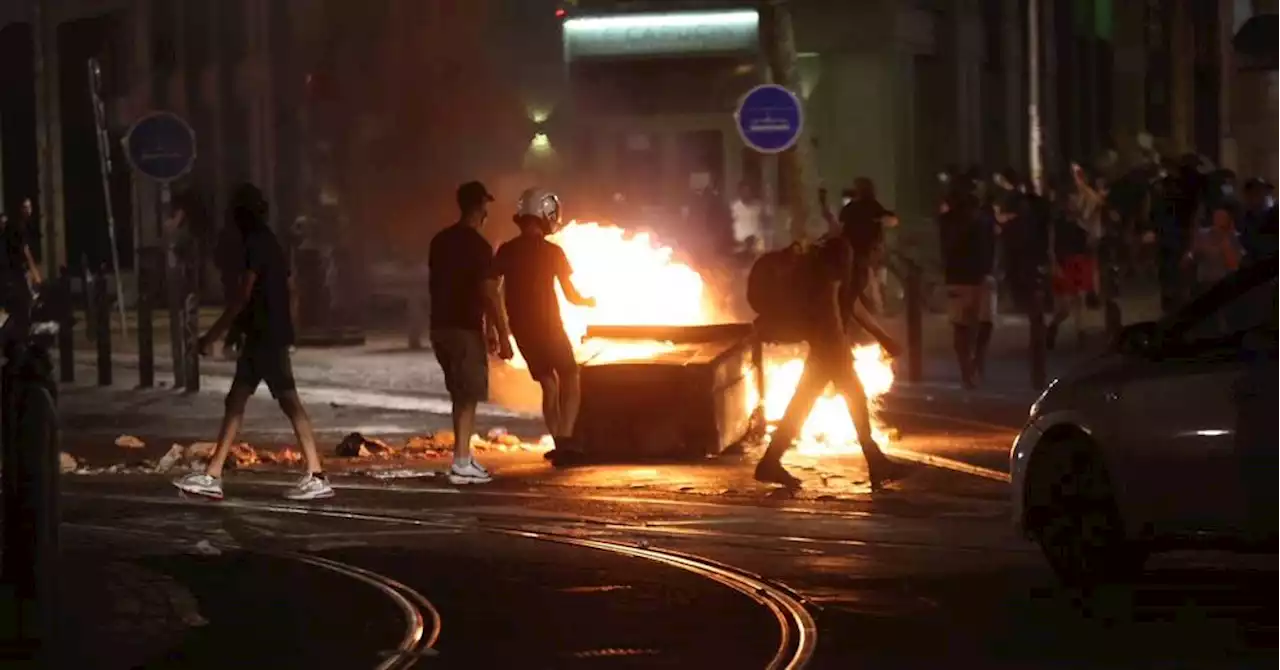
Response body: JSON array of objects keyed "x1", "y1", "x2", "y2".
[{"x1": 1114, "y1": 265, "x2": 1278, "y2": 537}]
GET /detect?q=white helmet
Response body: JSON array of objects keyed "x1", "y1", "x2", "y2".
[{"x1": 514, "y1": 187, "x2": 563, "y2": 235}]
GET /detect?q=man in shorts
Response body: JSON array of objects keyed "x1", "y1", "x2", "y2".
[
  {"x1": 429, "y1": 181, "x2": 512, "y2": 484},
  {"x1": 172, "y1": 184, "x2": 332, "y2": 501},
  {"x1": 937, "y1": 178, "x2": 998, "y2": 388},
  {"x1": 486, "y1": 188, "x2": 595, "y2": 466}
]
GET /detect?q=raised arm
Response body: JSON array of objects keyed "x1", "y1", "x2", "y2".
[{"x1": 554, "y1": 247, "x2": 596, "y2": 308}]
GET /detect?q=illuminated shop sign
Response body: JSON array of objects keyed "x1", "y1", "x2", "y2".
[{"x1": 564, "y1": 10, "x2": 760, "y2": 59}]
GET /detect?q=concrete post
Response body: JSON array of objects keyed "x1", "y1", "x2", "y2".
[
  {"x1": 954, "y1": 0, "x2": 983, "y2": 165},
  {"x1": 1003, "y1": 0, "x2": 1026, "y2": 173},
  {"x1": 32, "y1": 0, "x2": 66, "y2": 277},
  {"x1": 760, "y1": 0, "x2": 810, "y2": 243}
]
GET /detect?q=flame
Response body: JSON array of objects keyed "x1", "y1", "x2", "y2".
[{"x1": 500, "y1": 220, "x2": 896, "y2": 456}]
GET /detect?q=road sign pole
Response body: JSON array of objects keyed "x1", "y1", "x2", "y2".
[
  {"x1": 734, "y1": 83, "x2": 805, "y2": 245},
  {"x1": 124, "y1": 110, "x2": 197, "y2": 391}
]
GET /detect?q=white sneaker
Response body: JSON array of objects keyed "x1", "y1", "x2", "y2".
[
  {"x1": 447, "y1": 459, "x2": 492, "y2": 485},
  {"x1": 284, "y1": 473, "x2": 334, "y2": 501},
  {"x1": 173, "y1": 472, "x2": 224, "y2": 500}
]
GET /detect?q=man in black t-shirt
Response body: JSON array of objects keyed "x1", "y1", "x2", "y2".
[
  {"x1": 428, "y1": 181, "x2": 511, "y2": 485},
  {"x1": 172, "y1": 183, "x2": 332, "y2": 502},
  {"x1": 486, "y1": 188, "x2": 595, "y2": 466}
]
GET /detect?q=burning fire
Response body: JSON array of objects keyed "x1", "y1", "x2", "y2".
[{"x1": 502, "y1": 221, "x2": 896, "y2": 456}]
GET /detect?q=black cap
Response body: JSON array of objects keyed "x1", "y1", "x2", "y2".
[{"x1": 457, "y1": 181, "x2": 495, "y2": 210}]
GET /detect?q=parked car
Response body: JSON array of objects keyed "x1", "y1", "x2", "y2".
[{"x1": 1012, "y1": 257, "x2": 1278, "y2": 584}]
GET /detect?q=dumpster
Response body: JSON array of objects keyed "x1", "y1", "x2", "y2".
[{"x1": 575, "y1": 324, "x2": 764, "y2": 460}]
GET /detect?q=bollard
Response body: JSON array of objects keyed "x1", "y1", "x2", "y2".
[
  {"x1": 137, "y1": 249, "x2": 157, "y2": 388},
  {"x1": 1028, "y1": 275, "x2": 1048, "y2": 391},
  {"x1": 81, "y1": 264, "x2": 97, "y2": 344},
  {"x1": 407, "y1": 295, "x2": 425, "y2": 350},
  {"x1": 94, "y1": 270, "x2": 112, "y2": 386},
  {"x1": 904, "y1": 260, "x2": 924, "y2": 384},
  {"x1": 57, "y1": 269, "x2": 74, "y2": 384},
  {"x1": 183, "y1": 290, "x2": 199, "y2": 393}
]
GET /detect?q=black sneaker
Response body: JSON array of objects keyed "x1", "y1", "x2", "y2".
[
  {"x1": 754, "y1": 459, "x2": 802, "y2": 488},
  {"x1": 545, "y1": 437, "x2": 588, "y2": 468}
]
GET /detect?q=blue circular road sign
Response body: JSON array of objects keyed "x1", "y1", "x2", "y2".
[
  {"x1": 124, "y1": 111, "x2": 197, "y2": 182},
  {"x1": 734, "y1": 84, "x2": 804, "y2": 154}
]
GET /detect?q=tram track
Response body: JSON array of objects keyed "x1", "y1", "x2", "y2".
[{"x1": 65, "y1": 491, "x2": 817, "y2": 669}]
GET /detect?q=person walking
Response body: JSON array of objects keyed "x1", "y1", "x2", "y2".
[
  {"x1": 753, "y1": 237, "x2": 903, "y2": 489},
  {"x1": 428, "y1": 181, "x2": 511, "y2": 485},
  {"x1": 486, "y1": 188, "x2": 595, "y2": 467},
  {"x1": 839, "y1": 177, "x2": 897, "y2": 315},
  {"x1": 172, "y1": 184, "x2": 332, "y2": 501},
  {"x1": 937, "y1": 176, "x2": 998, "y2": 387}
]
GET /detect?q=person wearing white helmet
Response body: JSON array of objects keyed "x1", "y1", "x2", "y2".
[{"x1": 485, "y1": 188, "x2": 596, "y2": 466}]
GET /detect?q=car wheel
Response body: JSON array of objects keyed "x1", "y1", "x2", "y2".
[{"x1": 1030, "y1": 439, "x2": 1148, "y2": 585}]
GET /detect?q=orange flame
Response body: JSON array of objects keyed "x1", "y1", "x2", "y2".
[{"x1": 500, "y1": 221, "x2": 895, "y2": 456}]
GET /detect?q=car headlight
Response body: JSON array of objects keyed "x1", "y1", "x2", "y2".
[{"x1": 1029, "y1": 378, "x2": 1059, "y2": 418}]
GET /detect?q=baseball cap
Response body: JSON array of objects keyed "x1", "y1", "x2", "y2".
[{"x1": 457, "y1": 181, "x2": 495, "y2": 210}]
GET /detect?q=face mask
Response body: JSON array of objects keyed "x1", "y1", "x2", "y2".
[{"x1": 1222, "y1": 185, "x2": 1234, "y2": 196}]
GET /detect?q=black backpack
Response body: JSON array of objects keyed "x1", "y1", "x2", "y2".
[{"x1": 747, "y1": 243, "x2": 817, "y2": 343}]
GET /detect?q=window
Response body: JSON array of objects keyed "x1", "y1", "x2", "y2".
[{"x1": 1177, "y1": 274, "x2": 1278, "y2": 346}]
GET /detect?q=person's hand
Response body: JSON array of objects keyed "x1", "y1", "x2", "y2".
[
  {"x1": 497, "y1": 337, "x2": 514, "y2": 361},
  {"x1": 581, "y1": 296, "x2": 598, "y2": 309},
  {"x1": 197, "y1": 334, "x2": 215, "y2": 357},
  {"x1": 879, "y1": 337, "x2": 904, "y2": 360}
]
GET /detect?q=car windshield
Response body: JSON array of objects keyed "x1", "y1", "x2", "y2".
[{"x1": 1162, "y1": 258, "x2": 1279, "y2": 344}]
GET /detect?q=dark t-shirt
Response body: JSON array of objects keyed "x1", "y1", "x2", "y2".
[
  {"x1": 1, "y1": 224, "x2": 29, "y2": 284},
  {"x1": 938, "y1": 207, "x2": 996, "y2": 285},
  {"x1": 428, "y1": 223, "x2": 493, "y2": 332},
  {"x1": 236, "y1": 225, "x2": 294, "y2": 347},
  {"x1": 490, "y1": 234, "x2": 572, "y2": 340}
]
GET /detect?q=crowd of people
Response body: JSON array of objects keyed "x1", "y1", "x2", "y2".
[{"x1": 146, "y1": 149, "x2": 1275, "y2": 497}]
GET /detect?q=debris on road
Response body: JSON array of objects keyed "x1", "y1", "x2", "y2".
[
  {"x1": 185, "y1": 442, "x2": 216, "y2": 461},
  {"x1": 356, "y1": 468, "x2": 441, "y2": 480},
  {"x1": 335, "y1": 432, "x2": 394, "y2": 458},
  {"x1": 259, "y1": 448, "x2": 302, "y2": 465},
  {"x1": 229, "y1": 443, "x2": 259, "y2": 468},
  {"x1": 114, "y1": 435, "x2": 146, "y2": 449},
  {"x1": 156, "y1": 445, "x2": 186, "y2": 473},
  {"x1": 191, "y1": 540, "x2": 222, "y2": 556}
]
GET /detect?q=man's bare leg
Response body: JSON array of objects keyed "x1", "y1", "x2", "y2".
[
  {"x1": 558, "y1": 367, "x2": 582, "y2": 438},
  {"x1": 538, "y1": 374, "x2": 562, "y2": 437},
  {"x1": 276, "y1": 390, "x2": 323, "y2": 474},
  {"x1": 450, "y1": 400, "x2": 478, "y2": 466},
  {"x1": 203, "y1": 385, "x2": 254, "y2": 479}
]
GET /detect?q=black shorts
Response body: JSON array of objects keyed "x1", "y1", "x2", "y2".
[
  {"x1": 513, "y1": 329, "x2": 577, "y2": 381},
  {"x1": 232, "y1": 344, "x2": 298, "y2": 397},
  {"x1": 431, "y1": 329, "x2": 489, "y2": 404}
]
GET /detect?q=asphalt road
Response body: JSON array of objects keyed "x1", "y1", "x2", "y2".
[{"x1": 57, "y1": 477, "x2": 1277, "y2": 669}]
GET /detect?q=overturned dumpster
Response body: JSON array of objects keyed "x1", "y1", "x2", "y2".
[{"x1": 575, "y1": 324, "x2": 764, "y2": 461}]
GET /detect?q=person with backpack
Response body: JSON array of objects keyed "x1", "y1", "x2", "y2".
[{"x1": 748, "y1": 238, "x2": 904, "y2": 489}]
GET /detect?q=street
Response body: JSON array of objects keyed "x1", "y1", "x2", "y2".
[
  {"x1": 37, "y1": 350, "x2": 1278, "y2": 669},
  {"x1": 58, "y1": 474, "x2": 1276, "y2": 669}
]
